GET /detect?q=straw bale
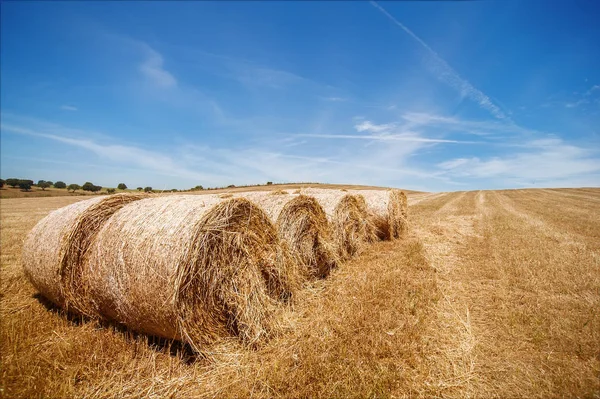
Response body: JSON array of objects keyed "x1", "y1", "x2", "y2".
[
  {"x1": 357, "y1": 189, "x2": 408, "y2": 240},
  {"x1": 22, "y1": 194, "x2": 146, "y2": 310},
  {"x1": 237, "y1": 192, "x2": 338, "y2": 279},
  {"x1": 302, "y1": 189, "x2": 376, "y2": 259},
  {"x1": 83, "y1": 195, "x2": 299, "y2": 352}
]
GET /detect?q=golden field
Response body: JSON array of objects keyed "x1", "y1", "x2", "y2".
[{"x1": 1, "y1": 188, "x2": 599, "y2": 398}]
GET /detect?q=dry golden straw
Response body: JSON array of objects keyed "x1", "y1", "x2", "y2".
[
  {"x1": 358, "y1": 189, "x2": 408, "y2": 240},
  {"x1": 22, "y1": 194, "x2": 146, "y2": 311},
  {"x1": 239, "y1": 192, "x2": 339, "y2": 279},
  {"x1": 303, "y1": 189, "x2": 377, "y2": 259},
  {"x1": 81, "y1": 195, "x2": 299, "y2": 353}
]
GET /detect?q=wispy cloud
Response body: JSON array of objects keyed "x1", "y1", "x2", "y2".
[
  {"x1": 138, "y1": 42, "x2": 177, "y2": 88},
  {"x1": 437, "y1": 138, "x2": 600, "y2": 186},
  {"x1": 370, "y1": 1, "x2": 507, "y2": 120},
  {"x1": 60, "y1": 105, "x2": 78, "y2": 111}
]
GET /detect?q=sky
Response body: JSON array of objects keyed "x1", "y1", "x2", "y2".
[{"x1": 1, "y1": 1, "x2": 599, "y2": 191}]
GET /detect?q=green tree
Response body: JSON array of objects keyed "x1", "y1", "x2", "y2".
[
  {"x1": 91, "y1": 185, "x2": 102, "y2": 193},
  {"x1": 19, "y1": 180, "x2": 32, "y2": 191},
  {"x1": 117, "y1": 183, "x2": 127, "y2": 190},
  {"x1": 54, "y1": 181, "x2": 67, "y2": 189},
  {"x1": 0, "y1": 179, "x2": 4, "y2": 188},
  {"x1": 82, "y1": 182, "x2": 95, "y2": 192},
  {"x1": 6, "y1": 178, "x2": 20, "y2": 188},
  {"x1": 38, "y1": 181, "x2": 51, "y2": 190},
  {"x1": 67, "y1": 184, "x2": 81, "y2": 193},
  {"x1": 266, "y1": 181, "x2": 273, "y2": 185},
  {"x1": 137, "y1": 187, "x2": 143, "y2": 191},
  {"x1": 144, "y1": 186, "x2": 153, "y2": 193},
  {"x1": 107, "y1": 188, "x2": 116, "y2": 194}
]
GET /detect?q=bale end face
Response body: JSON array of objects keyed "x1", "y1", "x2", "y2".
[
  {"x1": 332, "y1": 194, "x2": 377, "y2": 259},
  {"x1": 176, "y1": 197, "x2": 301, "y2": 350},
  {"x1": 276, "y1": 195, "x2": 339, "y2": 280}
]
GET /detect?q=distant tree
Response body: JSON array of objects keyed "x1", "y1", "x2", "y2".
[
  {"x1": 192, "y1": 185, "x2": 204, "y2": 191},
  {"x1": 38, "y1": 181, "x2": 51, "y2": 190},
  {"x1": 107, "y1": 188, "x2": 116, "y2": 194},
  {"x1": 227, "y1": 184, "x2": 235, "y2": 188},
  {"x1": 54, "y1": 181, "x2": 67, "y2": 189},
  {"x1": 266, "y1": 181, "x2": 273, "y2": 185},
  {"x1": 19, "y1": 180, "x2": 32, "y2": 191},
  {"x1": 117, "y1": 183, "x2": 127, "y2": 190},
  {"x1": 82, "y1": 182, "x2": 95, "y2": 192},
  {"x1": 6, "y1": 178, "x2": 20, "y2": 188},
  {"x1": 137, "y1": 187, "x2": 143, "y2": 191},
  {"x1": 144, "y1": 186, "x2": 153, "y2": 193},
  {"x1": 171, "y1": 189, "x2": 178, "y2": 192},
  {"x1": 46, "y1": 181, "x2": 54, "y2": 187},
  {"x1": 0, "y1": 179, "x2": 4, "y2": 188},
  {"x1": 91, "y1": 185, "x2": 102, "y2": 193},
  {"x1": 67, "y1": 184, "x2": 81, "y2": 193}
]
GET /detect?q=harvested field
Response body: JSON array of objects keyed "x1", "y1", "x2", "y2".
[{"x1": 2, "y1": 188, "x2": 599, "y2": 398}]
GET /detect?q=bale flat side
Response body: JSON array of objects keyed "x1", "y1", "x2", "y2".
[{"x1": 22, "y1": 197, "x2": 106, "y2": 307}]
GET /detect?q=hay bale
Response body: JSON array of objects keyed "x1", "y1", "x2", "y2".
[
  {"x1": 303, "y1": 189, "x2": 376, "y2": 259},
  {"x1": 239, "y1": 192, "x2": 338, "y2": 279},
  {"x1": 82, "y1": 196, "x2": 299, "y2": 352},
  {"x1": 22, "y1": 194, "x2": 147, "y2": 311},
  {"x1": 358, "y1": 189, "x2": 408, "y2": 240},
  {"x1": 270, "y1": 189, "x2": 289, "y2": 195}
]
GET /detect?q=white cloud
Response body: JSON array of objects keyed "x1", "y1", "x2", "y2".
[
  {"x1": 138, "y1": 43, "x2": 177, "y2": 88},
  {"x1": 354, "y1": 120, "x2": 396, "y2": 133},
  {"x1": 370, "y1": 1, "x2": 507, "y2": 120},
  {"x1": 437, "y1": 138, "x2": 600, "y2": 185},
  {"x1": 60, "y1": 105, "x2": 78, "y2": 111}
]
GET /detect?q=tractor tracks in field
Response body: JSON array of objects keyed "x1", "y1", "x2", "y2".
[{"x1": 410, "y1": 191, "x2": 484, "y2": 398}]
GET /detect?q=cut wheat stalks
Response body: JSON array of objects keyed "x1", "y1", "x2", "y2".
[
  {"x1": 303, "y1": 190, "x2": 377, "y2": 259},
  {"x1": 22, "y1": 194, "x2": 147, "y2": 311},
  {"x1": 82, "y1": 195, "x2": 299, "y2": 353},
  {"x1": 354, "y1": 189, "x2": 408, "y2": 240},
  {"x1": 237, "y1": 192, "x2": 339, "y2": 279}
]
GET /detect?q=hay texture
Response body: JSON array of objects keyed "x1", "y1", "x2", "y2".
[
  {"x1": 82, "y1": 196, "x2": 299, "y2": 352},
  {"x1": 22, "y1": 194, "x2": 147, "y2": 311},
  {"x1": 357, "y1": 189, "x2": 408, "y2": 240},
  {"x1": 303, "y1": 189, "x2": 376, "y2": 259},
  {"x1": 237, "y1": 192, "x2": 338, "y2": 279}
]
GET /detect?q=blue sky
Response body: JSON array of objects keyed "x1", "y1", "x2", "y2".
[{"x1": 1, "y1": 1, "x2": 599, "y2": 191}]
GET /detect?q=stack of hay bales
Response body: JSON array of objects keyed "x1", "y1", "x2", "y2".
[
  {"x1": 23, "y1": 194, "x2": 299, "y2": 353},
  {"x1": 236, "y1": 192, "x2": 338, "y2": 279}
]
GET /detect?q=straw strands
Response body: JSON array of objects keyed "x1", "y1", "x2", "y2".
[
  {"x1": 358, "y1": 189, "x2": 408, "y2": 240},
  {"x1": 238, "y1": 192, "x2": 338, "y2": 279},
  {"x1": 303, "y1": 190, "x2": 377, "y2": 259},
  {"x1": 22, "y1": 194, "x2": 147, "y2": 310},
  {"x1": 82, "y1": 196, "x2": 299, "y2": 352}
]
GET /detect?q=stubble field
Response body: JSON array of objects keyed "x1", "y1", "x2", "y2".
[{"x1": 1, "y1": 188, "x2": 598, "y2": 398}]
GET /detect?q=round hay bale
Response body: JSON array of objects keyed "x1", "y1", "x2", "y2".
[
  {"x1": 359, "y1": 189, "x2": 408, "y2": 240},
  {"x1": 22, "y1": 193, "x2": 147, "y2": 311},
  {"x1": 303, "y1": 190, "x2": 377, "y2": 259},
  {"x1": 232, "y1": 192, "x2": 338, "y2": 279},
  {"x1": 83, "y1": 195, "x2": 299, "y2": 353}
]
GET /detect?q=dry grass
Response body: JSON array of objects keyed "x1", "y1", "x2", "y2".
[{"x1": 2, "y1": 188, "x2": 599, "y2": 398}]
